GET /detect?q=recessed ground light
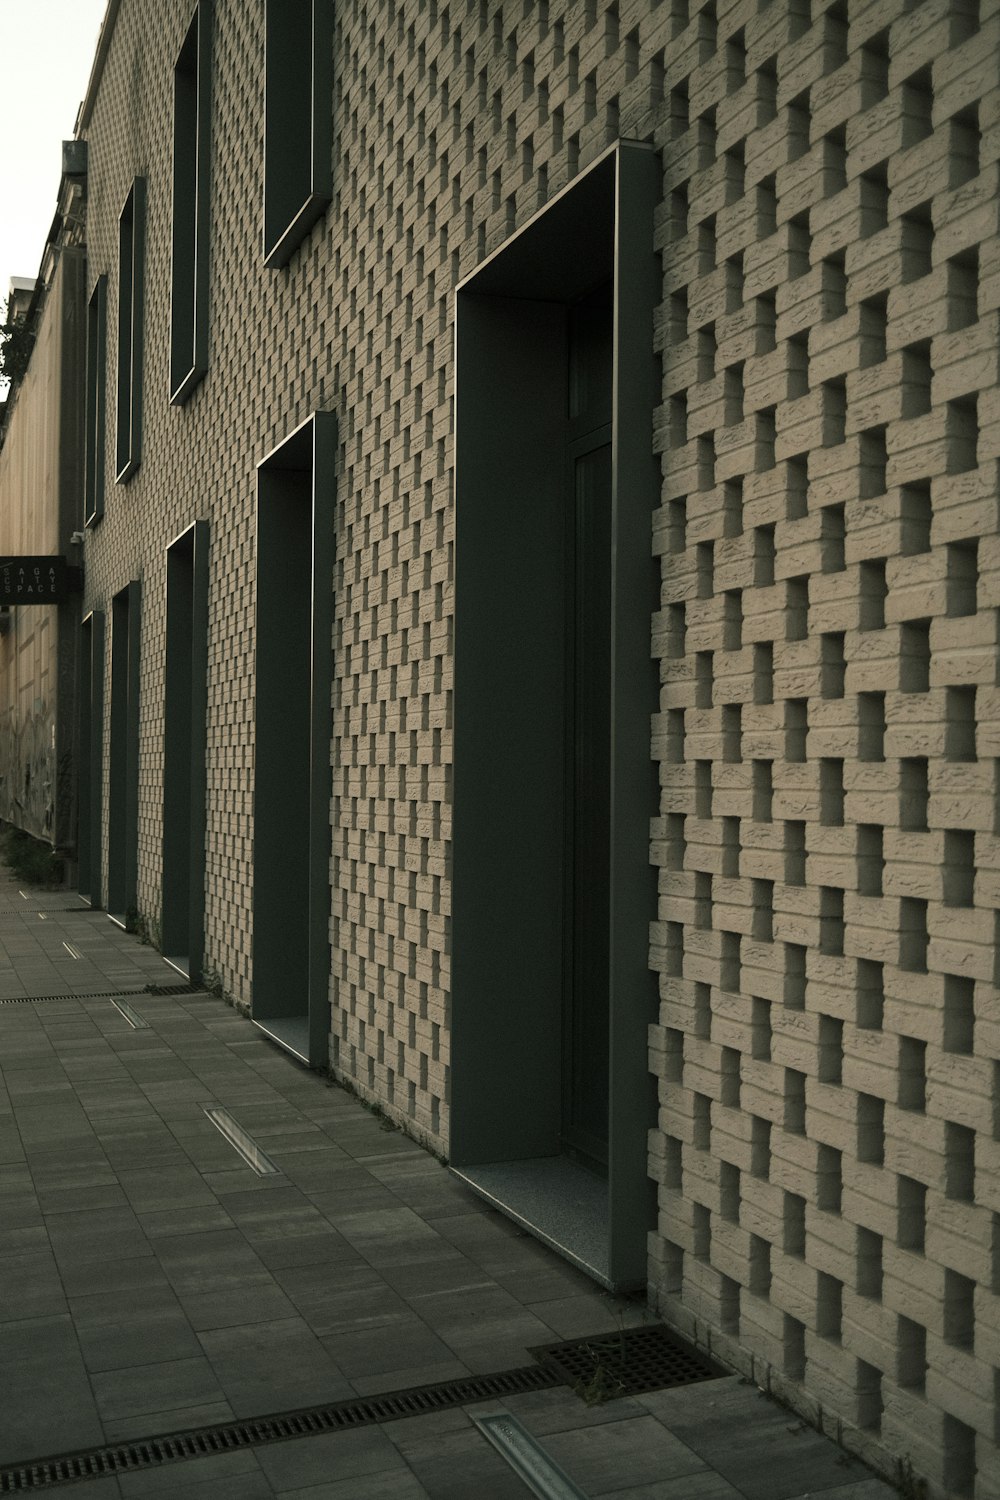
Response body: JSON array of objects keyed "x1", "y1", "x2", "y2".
[
  {"x1": 62, "y1": 942, "x2": 82, "y2": 960},
  {"x1": 471, "y1": 1411, "x2": 588, "y2": 1500},
  {"x1": 203, "y1": 1105, "x2": 282, "y2": 1175},
  {"x1": 109, "y1": 997, "x2": 149, "y2": 1029}
]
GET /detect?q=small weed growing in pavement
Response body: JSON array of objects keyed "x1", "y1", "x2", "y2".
[
  {"x1": 573, "y1": 1343, "x2": 628, "y2": 1406},
  {"x1": 0, "y1": 824, "x2": 64, "y2": 886},
  {"x1": 128, "y1": 909, "x2": 162, "y2": 950},
  {"x1": 895, "y1": 1456, "x2": 927, "y2": 1500}
]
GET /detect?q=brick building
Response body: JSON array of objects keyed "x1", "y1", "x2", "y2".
[
  {"x1": 60, "y1": 1, "x2": 1000, "y2": 1496},
  {"x1": 0, "y1": 176, "x2": 88, "y2": 849}
]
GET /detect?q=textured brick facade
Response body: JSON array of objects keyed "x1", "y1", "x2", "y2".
[{"x1": 75, "y1": 3, "x2": 998, "y2": 1496}]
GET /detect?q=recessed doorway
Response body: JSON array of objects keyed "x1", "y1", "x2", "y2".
[
  {"x1": 162, "y1": 521, "x2": 209, "y2": 978},
  {"x1": 107, "y1": 581, "x2": 140, "y2": 926},
  {"x1": 77, "y1": 609, "x2": 105, "y2": 907},
  {"x1": 450, "y1": 141, "x2": 660, "y2": 1290}
]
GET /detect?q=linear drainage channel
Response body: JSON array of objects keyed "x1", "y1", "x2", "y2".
[
  {"x1": 0, "y1": 1327, "x2": 724, "y2": 1492},
  {"x1": 0, "y1": 990, "x2": 147, "y2": 1007},
  {"x1": 0, "y1": 1365, "x2": 561, "y2": 1492},
  {"x1": 0, "y1": 983, "x2": 211, "y2": 1007}
]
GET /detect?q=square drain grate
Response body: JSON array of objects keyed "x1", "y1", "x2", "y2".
[{"x1": 531, "y1": 1323, "x2": 725, "y2": 1402}]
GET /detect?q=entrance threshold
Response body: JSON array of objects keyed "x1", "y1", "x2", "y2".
[
  {"x1": 451, "y1": 1156, "x2": 612, "y2": 1288},
  {"x1": 254, "y1": 1014, "x2": 310, "y2": 1065}
]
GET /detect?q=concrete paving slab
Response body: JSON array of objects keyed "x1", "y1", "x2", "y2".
[
  {"x1": 254, "y1": 1426, "x2": 410, "y2": 1492},
  {"x1": 387, "y1": 1423, "x2": 534, "y2": 1499},
  {"x1": 58, "y1": 1254, "x2": 172, "y2": 1300},
  {"x1": 540, "y1": 1415, "x2": 709, "y2": 1493},
  {"x1": 138, "y1": 1202, "x2": 237, "y2": 1238},
  {"x1": 76, "y1": 1307, "x2": 205, "y2": 1374},
  {"x1": 115, "y1": 1449, "x2": 268, "y2": 1498},
  {"x1": 101, "y1": 1399, "x2": 236, "y2": 1444},
  {"x1": 0, "y1": 1248, "x2": 69, "y2": 1320},
  {"x1": 90, "y1": 1355, "x2": 227, "y2": 1423},
  {"x1": 197, "y1": 1316, "x2": 355, "y2": 1415},
  {"x1": 279, "y1": 1473, "x2": 431, "y2": 1500},
  {"x1": 0, "y1": 1313, "x2": 105, "y2": 1463},
  {"x1": 321, "y1": 1318, "x2": 463, "y2": 1383},
  {"x1": 178, "y1": 1279, "x2": 301, "y2": 1331}
]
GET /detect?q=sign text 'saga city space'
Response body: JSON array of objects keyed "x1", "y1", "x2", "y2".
[{"x1": 0, "y1": 557, "x2": 70, "y2": 603}]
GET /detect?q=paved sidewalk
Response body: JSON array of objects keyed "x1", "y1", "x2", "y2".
[{"x1": 0, "y1": 869, "x2": 898, "y2": 1499}]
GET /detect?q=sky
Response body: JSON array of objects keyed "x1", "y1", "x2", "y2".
[{"x1": 1, "y1": 0, "x2": 108, "y2": 303}]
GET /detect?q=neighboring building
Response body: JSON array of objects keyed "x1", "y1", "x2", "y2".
[
  {"x1": 46, "y1": 2, "x2": 1000, "y2": 1497},
  {"x1": 0, "y1": 176, "x2": 87, "y2": 849},
  {"x1": 6, "y1": 276, "x2": 39, "y2": 326}
]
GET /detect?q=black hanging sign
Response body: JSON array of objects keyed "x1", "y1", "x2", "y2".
[{"x1": 0, "y1": 557, "x2": 71, "y2": 602}]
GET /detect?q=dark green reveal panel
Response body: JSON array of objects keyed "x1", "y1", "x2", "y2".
[
  {"x1": 451, "y1": 141, "x2": 660, "y2": 1291},
  {"x1": 253, "y1": 412, "x2": 336, "y2": 1066}
]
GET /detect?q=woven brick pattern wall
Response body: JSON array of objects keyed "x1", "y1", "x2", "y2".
[
  {"x1": 648, "y1": 4, "x2": 1000, "y2": 1498},
  {"x1": 81, "y1": 0, "x2": 268, "y2": 989},
  {"x1": 76, "y1": 2, "x2": 999, "y2": 1495}
]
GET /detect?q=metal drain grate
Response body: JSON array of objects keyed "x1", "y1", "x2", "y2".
[
  {"x1": 143, "y1": 981, "x2": 210, "y2": 995},
  {"x1": 530, "y1": 1323, "x2": 725, "y2": 1400},
  {"x1": 0, "y1": 1365, "x2": 559, "y2": 1492}
]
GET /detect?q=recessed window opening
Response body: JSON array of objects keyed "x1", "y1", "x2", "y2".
[
  {"x1": 84, "y1": 277, "x2": 107, "y2": 525},
  {"x1": 263, "y1": 0, "x2": 332, "y2": 267},
  {"x1": 170, "y1": 0, "x2": 212, "y2": 402},
  {"x1": 116, "y1": 178, "x2": 146, "y2": 481}
]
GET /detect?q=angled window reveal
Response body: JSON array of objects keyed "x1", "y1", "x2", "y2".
[
  {"x1": 263, "y1": 0, "x2": 332, "y2": 268},
  {"x1": 170, "y1": 0, "x2": 213, "y2": 403},
  {"x1": 116, "y1": 177, "x2": 146, "y2": 481},
  {"x1": 84, "y1": 275, "x2": 107, "y2": 526}
]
